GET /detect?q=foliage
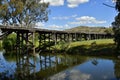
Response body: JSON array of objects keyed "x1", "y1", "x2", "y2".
[
  {"x1": 57, "y1": 41, "x2": 70, "y2": 52},
  {"x1": 2, "y1": 33, "x2": 16, "y2": 52},
  {"x1": 52, "y1": 41, "x2": 70, "y2": 53},
  {"x1": 112, "y1": 0, "x2": 120, "y2": 49},
  {"x1": 115, "y1": 0, "x2": 120, "y2": 12},
  {"x1": 104, "y1": 28, "x2": 113, "y2": 34},
  {"x1": 0, "y1": 0, "x2": 49, "y2": 27}
]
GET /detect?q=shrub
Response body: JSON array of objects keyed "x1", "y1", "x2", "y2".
[{"x1": 2, "y1": 33, "x2": 16, "y2": 52}]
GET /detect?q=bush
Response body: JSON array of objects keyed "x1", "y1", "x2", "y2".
[{"x1": 2, "y1": 33, "x2": 16, "y2": 52}]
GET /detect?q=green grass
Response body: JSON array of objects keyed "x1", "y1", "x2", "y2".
[
  {"x1": 53, "y1": 39, "x2": 116, "y2": 56},
  {"x1": 69, "y1": 39, "x2": 114, "y2": 47}
]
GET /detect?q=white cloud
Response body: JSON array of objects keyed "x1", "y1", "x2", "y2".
[
  {"x1": 69, "y1": 16, "x2": 106, "y2": 25},
  {"x1": 52, "y1": 16, "x2": 69, "y2": 20},
  {"x1": 52, "y1": 14, "x2": 77, "y2": 20},
  {"x1": 35, "y1": 22, "x2": 45, "y2": 28},
  {"x1": 40, "y1": 0, "x2": 89, "y2": 7},
  {"x1": 40, "y1": 0, "x2": 64, "y2": 6},
  {"x1": 69, "y1": 70, "x2": 91, "y2": 80},
  {"x1": 47, "y1": 24, "x2": 70, "y2": 30},
  {"x1": 76, "y1": 16, "x2": 95, "y2": 21},
  {"x1": 71, "y1": 14, "x2": 78, "y2": 18},
  {"x1": 49, "y1": 69, "x2": 91, "y2": 80},
  {"x1": 68, "y1": 4, "x2": 79, "y2": 8},
  {"x1": 112, "y1": 0, "x2": 117, "y2": 3},
  {"x1": 49, "y1": 24, "x2": 63, "y2": 29},
  {"x1": 105, "y1": 0, "x2": 116, "y2": 3},
  {"x1": 67, "y1": 0, "x2": 89, "y2": 8}
]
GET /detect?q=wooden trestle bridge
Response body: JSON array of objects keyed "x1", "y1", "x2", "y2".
[{"x1": 0, "y1": 25, "x2": 113, "y2": 55}]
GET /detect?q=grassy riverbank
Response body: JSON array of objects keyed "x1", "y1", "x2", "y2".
[
  {"x1": 53, "y1": 39, "x2": 117, "y2": 56},
  {"x1": 1, "y1": 38, "x2": 117, "y2": 56}
]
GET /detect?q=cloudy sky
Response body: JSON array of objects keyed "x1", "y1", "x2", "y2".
[{"x1": 37, "y1": 0, "x2": 117, "y2": 30}]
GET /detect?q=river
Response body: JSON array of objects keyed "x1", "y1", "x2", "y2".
[{"x1": 0, "y1": 51, "x2": 120, "y2": 80}]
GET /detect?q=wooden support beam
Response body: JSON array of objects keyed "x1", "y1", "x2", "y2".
[
  {"x1": 39, "y1": 34, "x2": 42, "y2": 60},
  {"x1": 60, "y1": 34, "x2": 62, "y2": 41},
  {"x1": 32, "y1": 32, "x2": 35, "y2": 54},
  {"x1": 79, "y1": 33, "x2": 82, "y2": 41},
  {"x1": 88, "y1": 34, "x2": 91, "y2": 40},
  {"x1": 16, "y1": 32, "x2": 20, "y2": 63},
  {"x1": 71, "y1": 34, "x2": 74, "y2": 41},
  {"x1": 75, "y1": 33, "x2": 77, "y2": 41},
  {"x1": 43, "y1": 33, "x2": 46, "y2": 43},
  {"x1": 68, "y1": 33, "x2": 70, "y2": 42},
  {"x1": 48, "y1": 33, "x2": 51, "y2": 51},
  {"x1": 55, "y1": 33, "x2": 57, "y2": 43},
  {"x1": 21, "y1": 33, "x2": 24, "y2": 54},
  {"x1": 53, "y1": 33, "x2": 57, "y2": 45},
  {"x1": 25, "y1": 32, "x2": 29, "y2": 55}
]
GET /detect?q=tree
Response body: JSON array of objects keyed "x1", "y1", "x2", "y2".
[
  {"x1": 112, "y1": 0, "x2": 120, "y2": 49},
  {"x1": 2, "y1": 33, "x2": 16, "y2": 52},
  {"x1": 104, "y1": 28, "x2": 113, "y2": 34},
  {"x1": 0, "y1": 0, "x2": 49, "y2": 27}
]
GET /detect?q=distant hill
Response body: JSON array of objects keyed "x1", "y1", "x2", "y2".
[{"x1": 65, "y1": 26, "x2": 113, "y2": 34}]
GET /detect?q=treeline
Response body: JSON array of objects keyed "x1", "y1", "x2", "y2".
[{"x1": 65, "y1": 26, "x2": 113, "y2": 34}]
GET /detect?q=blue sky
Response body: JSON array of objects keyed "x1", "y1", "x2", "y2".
[{"x1": 37, "y1": 0, "x2": 117, "y2": 30}]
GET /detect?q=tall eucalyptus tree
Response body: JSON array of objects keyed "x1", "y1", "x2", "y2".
[{"x1": 0, "y1": 0, "x2": 49, "y2": 27}]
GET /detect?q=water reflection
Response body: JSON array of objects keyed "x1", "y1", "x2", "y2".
[
  {"x1": 49, "y1": 69, "x2": 91, "y2": 80},
  {"x1": 0, "y1": 52, "x2": 15, "y2": 79},
  {"x1": 15, "y1": 55, "x2": 36, "y2": 80},
  {"x1": 114, "y1": 58, "x2": 120, "y2": 80},
  {"x1": 0, "y1": 52, "x2": 88, "y2": 79},
  {"x1": 91, "y1": 59, "x2": 98, "y2": 66},
  {"x1": 0, "y1": 51, "x2": 120, "y2": 80}
]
